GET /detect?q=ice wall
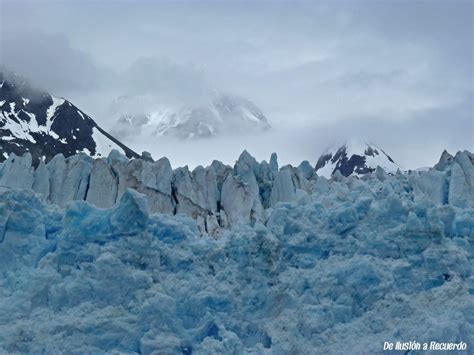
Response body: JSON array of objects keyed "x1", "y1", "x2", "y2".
[
  {"x1": 1, "y1": 149, "x2": 473, "y2": 234},
  {"x1": 0, "y1": 167, "x2": 472, "y2": 353},
  {"x1": 0, "y1": 151, "x2": 474, "y2": 232}
]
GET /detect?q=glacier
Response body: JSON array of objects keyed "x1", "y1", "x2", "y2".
[
  {"x1": 2, "y1": 148, "x2": 474, "y2": 232},
  {"x1": 0, "y1": 150, "x2": 473, "y2": 353}
]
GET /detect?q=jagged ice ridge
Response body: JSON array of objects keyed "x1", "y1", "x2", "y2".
[
  {"x1": 0, "y1": 149, "x2": 472, "y2": 353},
  {"x1": 0, "y1": 149, "x2": 473, "y2": 234}
]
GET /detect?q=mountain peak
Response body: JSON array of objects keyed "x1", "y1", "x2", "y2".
[
  {"x1": 110, "y1": 92, "x2": 270, "y2": 140},
  {"x1": 0, "y1": 71, "x2": 139, "y2": 163},
  {"x1": 315, "y1": 140, "x2": 400, "y2": 177}
]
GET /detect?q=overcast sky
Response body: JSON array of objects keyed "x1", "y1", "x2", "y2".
[{"x1": 1, "y1": 0, "x2": 473, "y2": 168}]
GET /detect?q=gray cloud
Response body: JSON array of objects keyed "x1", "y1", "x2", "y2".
[
  {"x1": 0, "y1": 0, "x2": 472, "y2": 169},
  {"x1": 123, "y1": 57, "x2": 213, "y2": 104},
  {"x1": 0, "y1": 29, "x2": 109, "y2": 95}
]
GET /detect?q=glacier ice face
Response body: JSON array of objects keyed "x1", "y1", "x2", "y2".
[
  {"x1": 47, "y1": 154, "x2": 93, "y2": 207},
  {"x1": 0, "y1": 153, "x2": 34, "y2": 190},
  {"x1": 409, "y1": 168, "x2": 447, "y2": 205},
  {"x1": 32, "y1": 159, "x2": 50, "y2": 199},
  {"x1": 110, "y1": 156, "x2": 175, "y2": 214},
  {"x1": 86, "y1": 157, "x2": 118, "y2": 208},
  {"x1": 270, "y1": 169, "x2": 297, "y2": 205},
  {"x1": 1, "y1": 149, "x2": 474, "y2": 237},
  {"x1": 221, "y1": 173, "x2": 255, "y2": 227},
  {"x1": 448, "y1": 151, "x2": 474, "y2": 208},
  {"x1": 0, "y1": 149, "x2": 473, "y2": 353},
  {"x1": 173, "y1": 165, "x2": 218, "y2": 216}
]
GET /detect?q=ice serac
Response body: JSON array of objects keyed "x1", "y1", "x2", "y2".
[
  {"x1": 221, "y1": 150, "x2": 264, "y2": 227},
  {"x1": 297, "y1": 160, "x2": 315, "y2": 180},
  {"x1": 1, "y1": 148, "x2": 473, "y2": 237},
  {"x1": 46, "y1": 154, "x2": 67, "y2": 205},
  {"x1": 270, "y1": 152, "x2": 278, "y2": 176},
  {"x1": 211, "y1": 159, "x2": 232, "y2": 191},
  {"x1": 409, "y1": 169, "x2": 447, "y2": 205},
  {"x1": 33, "y1": 159, "x2": 49, "y2": 199},
  {"x1": 86, "y1": 158, "x2": 118, "y2": 208},
  {"x1": 193, "y1": 166, "x2": 219, "y2": 213},
  {"x1": 173, "y1": 167, "x2": 201, "y2": 214},
  {"x1": 110, "y1": 188, "x2": 149, "y2": 233},
  {"x1": 221, "y1": 173, "x2": 255, "y2": 227},
  {"x1": 448, "y1": 151, "x2": 474, "y2": 208},
  {"x1": 434, "y1": 150, "x2": 454, "y2": 171},
  {"x1": 0, "y1": 153, "x2": 34, "y2": 190},
  {"x1": 270, "y1": 169, "x2": 296, "y2": 205},
  {"x1": 172, "y1": 164, "x2": 220, "y2": 232},
  {"x1": 0, "y1": 189, "x2": 54, "y2": 270},
  {"x1": 47, "y1": 154, "x2": 93, "y2": 207},
  {"x1": 108, "y1": 153, "x2": 175, "y2": 214},
  {"x1": 62, "y1": 155, "x2": 93, "y2": 204}
]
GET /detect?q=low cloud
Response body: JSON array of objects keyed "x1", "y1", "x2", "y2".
[
  {"x1": 0, "y1": 30, "x2": 109, "y2": 95},
  {"x1": 0, "y1": 0, "x2": 472, "y2": 169}
]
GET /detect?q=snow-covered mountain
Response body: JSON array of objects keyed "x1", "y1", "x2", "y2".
[
  {"x1": 315, "y1": 140, "x2": 400, "y2": 177},
  {"x1": 110, "y1": 93, "x2": 271, "y2": 139},
  {"x1": 0, "y1": 71, "x2": 139, "y2": 163}
]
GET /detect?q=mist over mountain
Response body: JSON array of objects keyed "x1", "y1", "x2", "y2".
[
  {"x1": 1, "y1": 1, "x2": 471, "y2": 169},
  {"x1": 110, "y1": 92, "x2": 270, "y2": 140}
]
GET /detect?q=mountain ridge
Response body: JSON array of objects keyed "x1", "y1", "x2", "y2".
[
  {"x1": 110, "y1": 92, "x2": 271, "y2": 140},
  {"x1": 0, "y1": 71, "x2": 139, "y2": 164}
]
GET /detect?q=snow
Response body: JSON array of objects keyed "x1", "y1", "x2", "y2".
[
  {"x1": 149, "y1": 106, "x2": 187, "y2": 135},
  {"x1": 111, "y1": 93, "x2": 269, "y2": 140},
  {"x1": 23, "y1": 111, "x2": 42, "y2": 134},
  {"x1": 315, "y1": 156, "x2": 336, "y2": 178},
  {"x1": 344, "y1": 138, "x2": 370, "y2": 156},
  {"x1": 365, "y1": 142, "x2": 400, "y2": 172},
  {"x1": 1, "y1": 106, "x2": 37, "y2": 143},
  {"x1": 0, "y1": 150, "x2": 472, "y2": 353},
  {"x1": 241, "y1": 107, "x2": 261, "y2": 123},
  {"x1": 91, "y1": 126, "x2": 127, "y2": 158},
  {"x1": 0, "y1": 100, "x2": 5, "y2": 107},
  {"x1": 45, "y1": 96, "x2": 65, "y2": 131},
  {"x1": 76, "y1": 110, "x2": 86, "y2": 120},
  {"x1": 316, "y1": 140, "x2": 400, "y2": 178},
  {"x1": 0, "y1": 96, "x2": 64, "y2": 142}
]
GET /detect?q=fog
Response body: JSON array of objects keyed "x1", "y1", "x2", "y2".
[{"x1": 1, "y1": 0, "x2": 472, "y2": 168}]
